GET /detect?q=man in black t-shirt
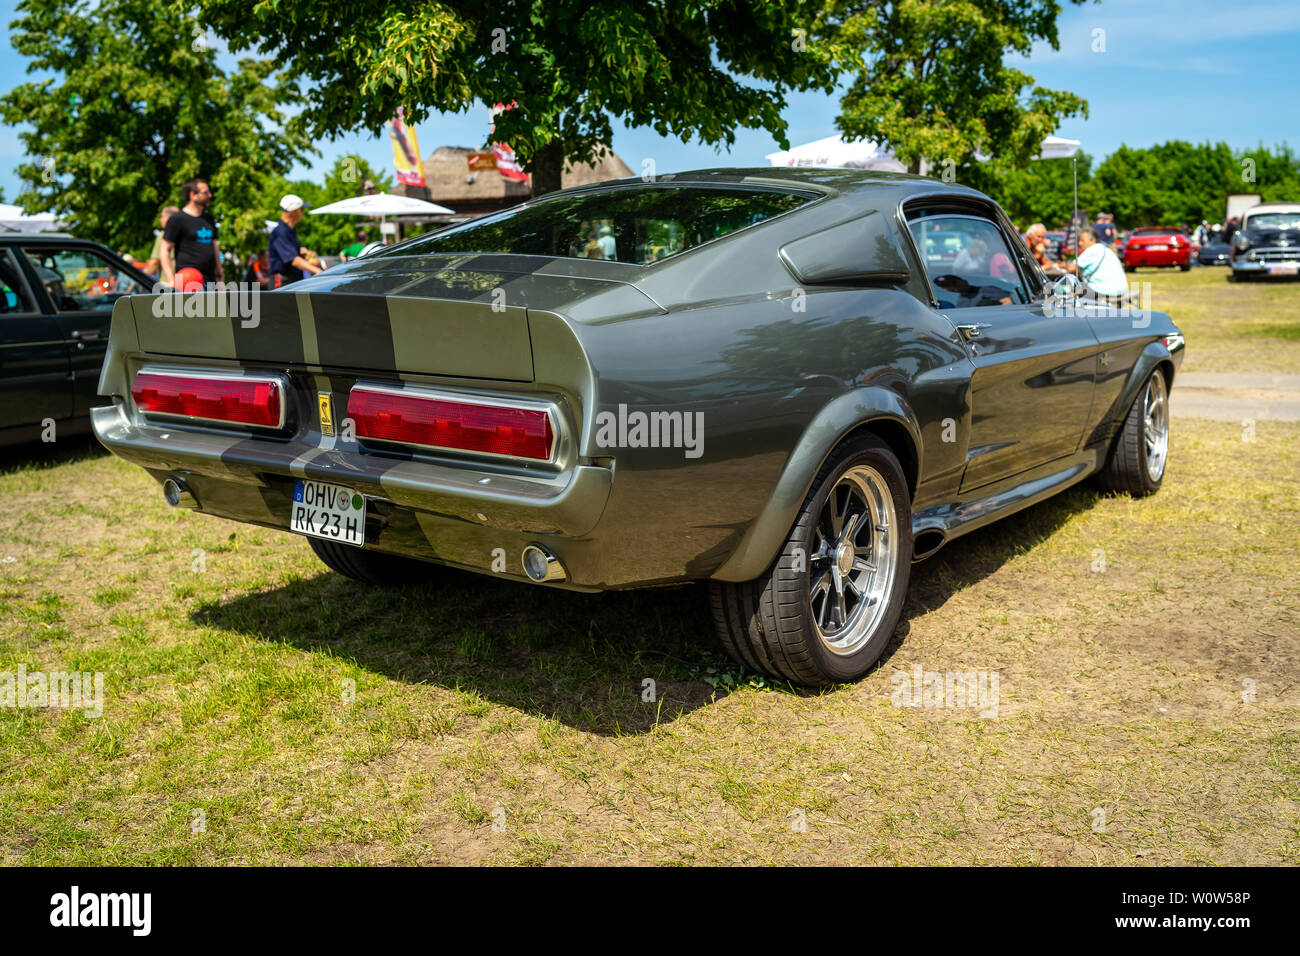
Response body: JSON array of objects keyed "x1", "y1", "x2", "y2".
[{"x1": 161, "y1": 178, "x2": 224, "y2": 287}]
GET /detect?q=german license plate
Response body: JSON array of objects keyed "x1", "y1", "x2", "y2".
[
  {"x1": 291, "y1": 479, "x2": 366, "y2": 547},
  {"x1": 1268, "y1": 263, "x2": 1298, "y2": 275},
  {"x1": 1147, "y1": 244, "x2": 1169, "y2": 250}
]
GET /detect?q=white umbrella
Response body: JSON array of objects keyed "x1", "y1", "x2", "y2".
[
  {"x1": 1037, "y1": 136, "x2": 1081, "y2": 160},
  {"x1": 0, "y1": 202, "x2": 67, "y2": 233},
  {"x1": 310, "y1": 193, "x2": 453, "y2": 217}
]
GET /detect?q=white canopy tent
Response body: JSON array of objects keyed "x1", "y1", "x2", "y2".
[
  {"x1": 768, "y1": 132, "x2": 1085, "y2": 225},
  {"x1": 0, "y1": 203, "x2": 66, "y2": 233},
  {"x1": 767, "y1": 133, "x2": 1081, "y2": 169},
  {"x1": 765, "y1": 135, "x2": 907, "y2": 172},
  {"x1": 310, "y1": 193, "x2": 453, "y2": 217}
]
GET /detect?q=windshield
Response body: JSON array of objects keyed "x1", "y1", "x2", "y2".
[
  {"x1": 1245, "y1": 212, "x2": 1300, "y2": 231},
  {"x1": 377, "y1": 183, "x2": 817, "y2": 265}
]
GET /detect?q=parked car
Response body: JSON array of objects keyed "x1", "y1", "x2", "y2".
[
  {"x1": 0, "y1": 234, "x2": 155, "y2": 446},
  {"x1": 1229, "y1": 202, "x2": 1300, "y2": 280},
  {"x1": 1196, "y1": 230, "x2": 1233, "y2": 266},
  {"x1": 93, "y1": 169, "x2": 1184, "y2": 686},
  {"x1": 1123, "y1": 227, "x2": 1192, "y2": 271}
]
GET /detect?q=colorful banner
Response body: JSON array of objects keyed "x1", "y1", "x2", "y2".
[
  {"x1": 389, "y1": 107, "x2": 426, "y2": 187},
  {"x1": 492, "y1": 143, "x2": 528, "y2": 183},
  {"x1": 489, "y1": 102, "x2": 529, "y2": 184}
]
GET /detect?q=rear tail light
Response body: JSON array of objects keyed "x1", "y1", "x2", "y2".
[
  {"x1": 348, "y1": 385, "x2": 555, "y2": 462},
  {"x1": 131, "y1": 368, "x2": 285, "y2": 429}
]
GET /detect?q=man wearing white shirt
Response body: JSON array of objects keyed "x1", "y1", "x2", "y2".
[{"x1": 1074, "y1": 226, "x2": 1128, "y2": 297}]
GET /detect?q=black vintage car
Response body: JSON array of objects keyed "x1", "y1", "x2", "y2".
[
  {"x1": 1230, "y1": 203, "x2": 1300, "y2": 280},
  {"x1": 0, "y1": 235, "x2": 154, "y2": 445}
]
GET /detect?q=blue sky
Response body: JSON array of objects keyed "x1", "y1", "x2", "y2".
[{"x1": 2, "y1": 0, "x2": 1298, "y2": 202}]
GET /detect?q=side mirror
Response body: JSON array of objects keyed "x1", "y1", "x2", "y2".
[{"x1": 1053, "y1": 274, "x2": 1082, "y2": 299}]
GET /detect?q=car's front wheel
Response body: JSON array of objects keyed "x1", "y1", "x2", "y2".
[
  {"x1": 709, "y1": 435, "x2": 912, "y2": 686},
  {"x1": 1096, "y1": 367, "x2": 1170, "y2": 497}
]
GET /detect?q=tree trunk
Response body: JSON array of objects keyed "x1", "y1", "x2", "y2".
[{"x1": 530, "y1": 141, "x2": 565, "y2": 197}]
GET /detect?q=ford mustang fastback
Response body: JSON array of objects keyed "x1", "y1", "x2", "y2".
[{"x1": 93, "y1": 169, "x2": 1184, "y2": 686}]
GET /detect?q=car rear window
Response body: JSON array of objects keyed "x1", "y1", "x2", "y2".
[{"x1": 380, "y1": 183, "x2": 817, "y2": 265}]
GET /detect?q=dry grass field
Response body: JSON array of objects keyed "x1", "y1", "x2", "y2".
[{"x1": 0, "y1": 268, "x2": 1296, "y2": 865}]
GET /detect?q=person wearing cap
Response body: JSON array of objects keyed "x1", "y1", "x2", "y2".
[{"x1": 268, "y1": 194, "x2": 323, "y2": 285}]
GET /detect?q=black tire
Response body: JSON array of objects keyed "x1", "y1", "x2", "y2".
[
  {"x1": 1096, "y1": 367, "x2": 1170, "y2": 497},
  {"x1": 1179, "y1": 263, "x2": 1191, "y2": 272},
  {"x1": 709, "y1": 435, "x2": 913, "y2": 686},
  {"x1": 307, "y1": 536, "x2": 440, "y2": 585}
]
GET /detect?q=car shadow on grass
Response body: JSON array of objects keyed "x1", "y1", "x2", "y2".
[
  {"x1": 192, "y1": 482, "x2": 1103, "y2": 736},
  {"x1": 0, "y1": 430, "x2": 106, "y2": 474}
]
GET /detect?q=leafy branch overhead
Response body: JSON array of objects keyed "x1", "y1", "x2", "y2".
[
  {"x1": 0, "y1": 0, "x2": 314, "y2": 254},
  {"x1": 821, "y1": 0, "x2": 1089, "y2": 174},
  {"x1": 191, "y1": 0, "x2": 840, "y2": 193}
]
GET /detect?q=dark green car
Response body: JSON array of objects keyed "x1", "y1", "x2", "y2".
[
  {"x1": 93, "y1": 168, "x2": 1184, "y2": 685},
  {"x1": 0, "y1": 235, "x2": 154, "y2": 445}
]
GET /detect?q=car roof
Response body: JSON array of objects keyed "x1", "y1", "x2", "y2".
[
  {"x1": 553, "y1": 166, "x2": 993, "y2": 210},
  {"x1": 1245, "y1": 203, "x2": 1300, "y2": 215}
]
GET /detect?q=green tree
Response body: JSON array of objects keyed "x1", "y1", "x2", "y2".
[
  {"x1": 190, "y1": 0, "x2": 838, "y2": 195},
  {"x1": 0, "y1": 0, "x2": 312, "y2": 256},
  {"x1": 979, "y1": 152, "x2": 1091, "y2": 228},
  {"x1": 822, "y1": 0, "x2": 1088, "y2": 175}
]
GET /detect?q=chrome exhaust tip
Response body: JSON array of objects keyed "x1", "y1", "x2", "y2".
[
  {"x1": 521, "y1": 544, "x2": 566, "y2": 583},
  {"x1": 912, "y1": 528, "x2": 946, "y2": 562},
  {"x1": 162, "y1": 476, "x2": 198, "y2": 510}
]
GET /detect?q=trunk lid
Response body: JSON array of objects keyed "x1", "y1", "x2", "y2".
[{"x1": 128, "y1": 254, "x2": 659, "y2": 382}]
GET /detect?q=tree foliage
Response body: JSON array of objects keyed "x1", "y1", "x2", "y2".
[
  {"x1": 984, "y1": 141, "x2": 1300, "y2": 230},
  {"x1": 190, "y1": 0, "x2": 840, "y2": 194},
  {"x1": 822, "y1": 0, "x2": 1088, "y2": 175},
  {"x1": 0, "y1": 0, "x2": 312, "y2": 256}
]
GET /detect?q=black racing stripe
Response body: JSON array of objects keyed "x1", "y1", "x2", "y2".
[
  {"x1": 219, "y1": 436, "x2": 320, "y2": 475},
  {"x1": 458, "y1": 253, "x2": 557, "y2": 275},
  {"x1": 232, "y1": 290, "x2": 305, "y2": 365},
  {"x1": 301, "y1": 448, "x2": 411, "y2": 487},
  {"x1": 310, "y1": 293, "x2": 397, "y2": 371}
]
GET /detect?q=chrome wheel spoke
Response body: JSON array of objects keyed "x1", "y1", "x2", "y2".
[{"x1": 807, "y1": 464, "x2": 899, "y2": 656}]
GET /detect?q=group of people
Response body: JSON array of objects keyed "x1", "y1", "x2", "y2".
[
  {"x1": 1021, "y1": 214, "x2": 1127, "y2": 297},
  {"x1": 141, "y1": 179, "x2": 378, "y2": 291}
]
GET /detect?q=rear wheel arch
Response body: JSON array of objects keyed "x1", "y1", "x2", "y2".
[
  {"x1": 835, "y1": 417, "x2": 919, "y2": 502},
  {"x1": 710, "y1": 391, "x2": 923, "y2": 584}
]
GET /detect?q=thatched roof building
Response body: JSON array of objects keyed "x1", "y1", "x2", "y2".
[{"x1": 404, "y1": 146, "x2": 635, "y2": 221}]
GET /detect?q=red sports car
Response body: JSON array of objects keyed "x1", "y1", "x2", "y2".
[{"x1": 1123, "y1": 227, "x2": 1191, "y2": 271}]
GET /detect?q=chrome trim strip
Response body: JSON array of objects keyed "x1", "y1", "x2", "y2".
[
  {"x1": 348, "y1": 381, "x2": 562, "y2": 466},
  {"x1": 133, "y1": 364, "x2": 289, "y2": 431}
]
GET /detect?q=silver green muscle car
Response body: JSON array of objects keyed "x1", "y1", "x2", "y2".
[{"x1": 93, "y1": 168, "x2": 1183, "y2": 686}]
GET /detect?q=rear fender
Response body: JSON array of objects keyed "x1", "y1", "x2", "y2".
[{"x1": 710, "y1": 386, "x2": 921, "y2": 582}]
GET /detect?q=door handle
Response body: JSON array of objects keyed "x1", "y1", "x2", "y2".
[
  {"x1": 70, "y1": 329, "x2": 102, "y2": 341},
  {"x1": 955, "y1": 323, "x2": 992, "y2": 340}
]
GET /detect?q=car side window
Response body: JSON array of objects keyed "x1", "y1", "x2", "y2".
[
  {"x1": 0, "y1": 249, "x2": 39, "y2": 315},
  {"x1": 20, "y1": 247, "x2": 146, "y2": 312},
  {"x1": 907, "y1": 214, "x2": 1031, "y2": 309}
]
